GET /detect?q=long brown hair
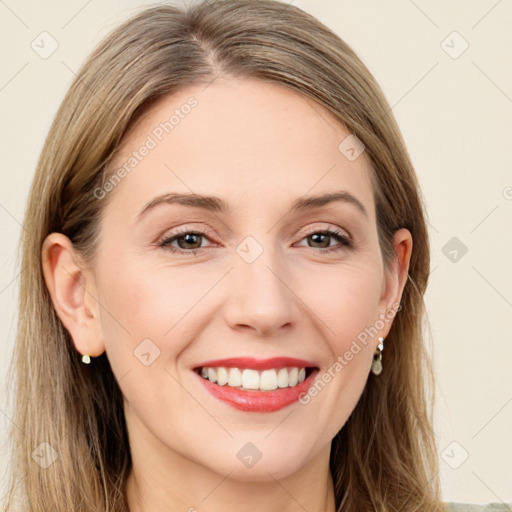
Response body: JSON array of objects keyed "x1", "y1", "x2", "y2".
[{"x1": 4, "y1": 0, "x2": 445, "y2": 510}]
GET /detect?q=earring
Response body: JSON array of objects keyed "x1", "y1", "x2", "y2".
[
  {"x1": 81, "y1": 354, "x2": 91, "y2": 364},
  {"x1": 371, "y1": 337, "x2": 384, "y2": 376}
]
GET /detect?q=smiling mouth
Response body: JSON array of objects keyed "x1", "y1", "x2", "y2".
[{"x1": 194, "y1": 366, "x2": 318, "y2": 392}]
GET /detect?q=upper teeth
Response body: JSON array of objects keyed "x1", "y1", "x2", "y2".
[{"x1": 200, "y1": 367, "x2": 307, "y2": 391}]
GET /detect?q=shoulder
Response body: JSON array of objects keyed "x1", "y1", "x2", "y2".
[{"x1": 445, "y1": 503, "x2": 512, "y2": 511}]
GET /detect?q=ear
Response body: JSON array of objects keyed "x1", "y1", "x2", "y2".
[
  {"x1": 377, "y1": 228, "x2": 413, "y2": 338},
  {"x1": 41, "y1": 232, "x2": 105, "y2": 358}
]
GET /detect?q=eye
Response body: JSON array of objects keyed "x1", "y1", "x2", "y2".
[
  {"x1": 158, "y1": 226, "x2": 352, "y2": 255},
  {"x1": 158, "y1": 227, "x2": 216, "y2": 255},
  {"x1": 295, "y1": 228, "x2": 353, "y2": 253}
]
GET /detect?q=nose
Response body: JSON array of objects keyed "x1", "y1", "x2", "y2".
[{"x1": 223, "y1": 253, "x2": 300, "y2": 337}]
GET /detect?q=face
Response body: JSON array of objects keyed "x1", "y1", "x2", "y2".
[{"x1": 45, "y1": 77, "x2": 411, "y2": 483}]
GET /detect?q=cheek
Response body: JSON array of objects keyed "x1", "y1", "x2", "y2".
[
  {"x1": 302, "y1": 261, "x2": 383, "y2": 349},
  {"x1": 95, "y1": 253, "x2": 219, "y2": 364},
  {"x1": 93, "y1": 255, "x2": 203, "y2": 419},
  {"x1": 293, "y1": 264, "x2": 383, "y2": 443}
]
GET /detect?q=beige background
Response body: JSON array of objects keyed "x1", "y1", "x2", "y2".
[{"x1": 1, "y1": 0, "x2": 511, "y2": 505}]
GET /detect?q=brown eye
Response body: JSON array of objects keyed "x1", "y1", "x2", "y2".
[
  {"x1": 297, "y1": 228, "x2": 352, "y2": 253},
  {"x1": 158, "y1": 228, "x2": 215, "y2": 255},
  {"x1": 173, "y1": 233, "x2": 203, "y2": 250}
]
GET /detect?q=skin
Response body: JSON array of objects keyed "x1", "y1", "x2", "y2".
[{"x1": 42, "y1": 77, "x2": 412, "y2": 512}]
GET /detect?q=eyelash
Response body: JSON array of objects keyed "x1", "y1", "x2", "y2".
[{"x1": 157, "y1": 226, "x2": 353, "y2": 255}]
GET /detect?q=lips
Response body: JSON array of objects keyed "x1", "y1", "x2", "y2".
[
  {"x1": 192, "y1": 356, "x2": 318, "y2": 371},
  {"x1": 192, "y1": 356, "x2": 320, "y2": 413}
]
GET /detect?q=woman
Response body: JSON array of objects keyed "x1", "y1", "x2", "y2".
[{"x1": 3, "y1": 0, "x2": 456, "y2": 510}]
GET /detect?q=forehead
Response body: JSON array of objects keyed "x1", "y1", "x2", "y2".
[{"x1": 106, "y1": 77, "x2": 375, "y2": 222}]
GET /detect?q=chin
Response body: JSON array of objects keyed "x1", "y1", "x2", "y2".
[{"x1": 198, "y1": 443, "x2": 314, "y2": 483}]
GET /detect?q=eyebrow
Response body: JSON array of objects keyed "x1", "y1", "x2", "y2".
[{"x1": 136, "y1": 190, "x2": 368, "y2": 221}]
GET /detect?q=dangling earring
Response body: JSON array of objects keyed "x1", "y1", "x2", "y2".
[
  {"x1": 81, "y1": 354, "x2": 91, "y2": 364},
  {"x1": 371, "y1": 337, "x2": 384, "y2": 375}
]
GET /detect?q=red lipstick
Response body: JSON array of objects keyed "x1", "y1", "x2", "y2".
[
  {"x1": 193, "y1": 356, "x2": 317, "y2": 371},
  {"x1": 192, "y1": 357, "x2": 319, "y2": 413}
]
